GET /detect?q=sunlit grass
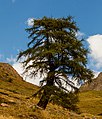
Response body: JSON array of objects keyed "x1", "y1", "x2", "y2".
[
  {"x1": 0, "y1": 63, "x2": 102, "y2": 119},
  {"x1": 78, "y1": 91, "x2": 102, "y2": 115}
]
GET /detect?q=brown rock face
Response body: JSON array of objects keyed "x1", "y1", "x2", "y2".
[{"x1": 80, "y1": 72, "x2": 102, "y2": 91}]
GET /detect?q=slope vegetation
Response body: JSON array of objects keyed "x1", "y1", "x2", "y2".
[
  {"x1": 0, "y1": 63, "x2": 102, "y2": 119},
  {"x1": 78, "y1": 73, "x2": 102, "y2": 117}
]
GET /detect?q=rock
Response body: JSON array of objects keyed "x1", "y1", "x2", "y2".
[
  {"x1": 0, "y1": 103, "x2": 9, "y2": 107},
  {"x1": 80, "y1": 72, "x2": 102, "y2": 91}
]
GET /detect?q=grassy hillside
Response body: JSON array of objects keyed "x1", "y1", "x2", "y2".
[
  {"x1": 78, "y1": 91, "x2": 102, "y2": 116},
  {"x1": 78, "y1": 72, "x2": 102, "y2": 117},
  {"x1": 0, "y1": 63, "x2": 102, "y2": 119}
]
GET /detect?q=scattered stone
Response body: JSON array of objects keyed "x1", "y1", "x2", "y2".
[
  {"x1": 8, "y1": 99, "x2": 16, "y2": 104},
  {"x1": 0, "y1": 103, "x2": 9, "y2": 107}
]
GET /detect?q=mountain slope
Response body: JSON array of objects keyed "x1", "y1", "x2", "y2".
[
  {"x1": 0, "y1": 63, "x2": 102, "y2": 119},
  {"x1": 78, "y1": 90, "x2": 102, "y2": 116},
  {"x1": 0, "y1": 63, "x2": 40, "y2": 119},
  {"x1": 80, "y1": 72, "x2": 102, "y2": 92},
  {"x1": 0, "y1": 63, "x2": 39, "y2": 95},
  {"x1": 0, "y1": 63, "x2": 80, "y2": 119},
  {"x1": 78, "y1": 73, "x2": 102, "y2": 116}
]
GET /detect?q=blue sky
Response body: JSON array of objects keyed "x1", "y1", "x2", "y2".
[{"x1": 1, "y1": 0, "x2": 102, "y2": 77}]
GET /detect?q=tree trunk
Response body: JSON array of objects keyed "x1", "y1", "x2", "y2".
[
  {"x1": 37, "y1": 88, "x2": 51, "y2": 109},
  {"x1": 37, "y1": 67, "x2": 55, "y2": 109},
  {"x1": 37, "y1": 76, "x2": 54, "y2": 109}
]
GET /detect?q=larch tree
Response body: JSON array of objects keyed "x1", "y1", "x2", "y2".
[{"x1": 18, "y1": 16, "x2": 93, "y2": 110}]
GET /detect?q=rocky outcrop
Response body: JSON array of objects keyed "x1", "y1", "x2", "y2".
[{"x1": 80, "y1": 72, "x2": 102, "y2": 91}]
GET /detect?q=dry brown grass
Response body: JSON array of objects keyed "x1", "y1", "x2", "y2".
[
  {"x1": 0, "y1": 115, "x2": 18, "y2": 119},
  {"x1": 0, "y1": 63, "x2": 102, "y2": 119},
  {"x1": 78, "y1": 91, "x2": 102, "y2": 116}
]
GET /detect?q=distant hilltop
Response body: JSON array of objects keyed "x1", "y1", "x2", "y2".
[
  {"x1": 80, "y1": 72, "x2": 102, "y2": 91},
  {"x1": 0, "y1": 62, "x2": 23, "y2": 82}
]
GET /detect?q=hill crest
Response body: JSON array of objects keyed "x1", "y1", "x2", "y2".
[{"x1": 0, "y1": 62, "x2": 23, "y2": 82}]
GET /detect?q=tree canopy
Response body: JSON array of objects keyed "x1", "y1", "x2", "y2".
[{"x1": 18, "y1": 16, "x2": 93, "y2": 110}]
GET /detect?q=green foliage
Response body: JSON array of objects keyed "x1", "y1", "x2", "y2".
[
  {"x1": 18, "y1": 16, "x2": 93, "y2": 86},
  {"x1": 18, "y1": 16, "x2": 94, "y2": 109},
  {"x1": 50, "y1": 87, "x2": 79, "y2": 111},
  {"x1": 51, "y1": 92, "x2": 78, "y2": 111}
]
